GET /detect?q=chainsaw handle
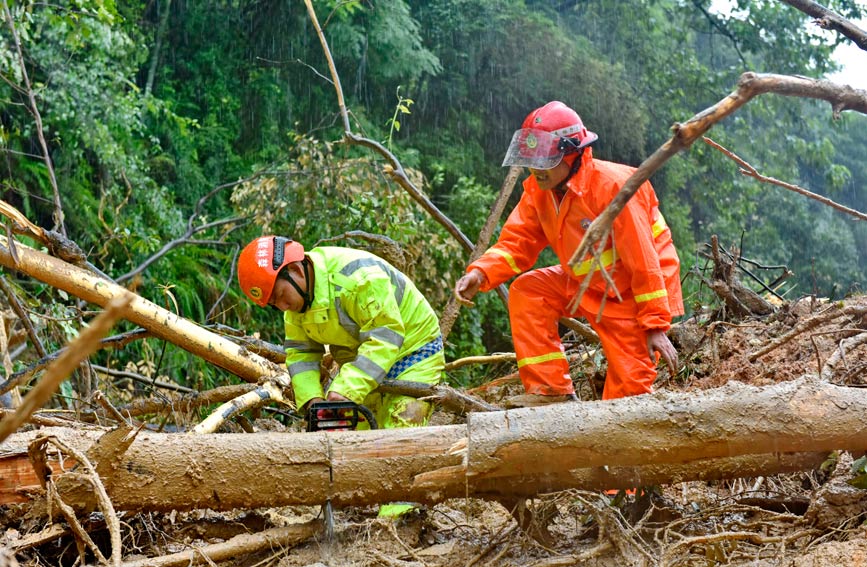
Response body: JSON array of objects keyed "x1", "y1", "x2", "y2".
[
  {"x1": 355, "y1": 404, "x2": 378, "y2": 430},
  {"x1": 306, "y1": 401, "x2": 378, "y2": 431}
]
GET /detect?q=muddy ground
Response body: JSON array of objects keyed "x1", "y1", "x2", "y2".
[{"x1": 2, "y1": 295, "x2": 867, "y2": 567}]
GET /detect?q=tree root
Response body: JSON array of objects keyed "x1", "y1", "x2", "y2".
[{"x1": 120, "y1": 521, "x2": 321, "y2": 567}]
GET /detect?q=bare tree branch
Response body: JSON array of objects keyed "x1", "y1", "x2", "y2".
[
  {"x1": 144, "y1": 0, "x2": 172, "y2": 96},
  {"x1": 439, "y1": 167, "x2": 522, "y2": 340},
  {"x1": 704, "y1": 136, "x2": 867, "y2": 221},
  {"x1": 0, "y1": 275, "x2": 47, "y2": 358},
  {"x1": 780, "y1": 0, "x2": 867, "y2": 50},
  {"x1": 566, "y1": 72, "x2": 867, "y2": 313},
  {"x1": 748, "y1": 303, "x2": 867, "y2": 362},
  {"x1": 115, "y1": 174, "x2": 257, "y2": 284},
  {"x1": 0, "y1": 294, "x2": 132, "y2": 442},
  {"x1": 690, "y1": 0, "x2": 749, "y2": 67}
]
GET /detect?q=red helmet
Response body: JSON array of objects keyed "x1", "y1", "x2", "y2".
[
  {"x1": 238, "y1": 236, "x2": 305, "y2": 307},
  {"x1": 502, "y1": 101, "x2": 597, "y2": 169}
]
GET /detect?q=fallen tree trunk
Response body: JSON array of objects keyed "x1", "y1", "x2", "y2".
[
  {"x1": 3, "y1": 377, "x2": 865, "y2": 511},
  {"x1": 464, "y1": 375, "x2": 865, "y2": 479},
  {"x1": 0, "y1": 428, "x2": 831, "y2": 511},
  {"x1": 0, "y1": 235, "x2": 289, "y2": 387}
]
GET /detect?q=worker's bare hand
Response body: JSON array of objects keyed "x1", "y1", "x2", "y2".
[
  {"x1": 326, "y1": 391, "x2": 350, "y2": 402},
  {"x1": 454, "y1": 269, "x2": 486, "y2": 307},
  {"x1": 647, "y1": 330, "x2": 678, "y2": 377}
]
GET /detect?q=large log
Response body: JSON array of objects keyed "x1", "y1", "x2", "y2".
[
  {"x1": 2, "y1": 377, "x2": 864, "y2": 511},
  {"x1": 464, "y1": 375, "x2": 866, "y2": 479},
  {"x1": 0, "y1": 235, "x2": 288, "y2": 387}
]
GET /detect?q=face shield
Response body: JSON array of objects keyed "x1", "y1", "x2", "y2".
[{"x1": 501, "y1": 128, "x2": 566, "y2": 170}]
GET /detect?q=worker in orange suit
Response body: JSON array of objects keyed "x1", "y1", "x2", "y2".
[{"x1": 454, "y1": 101, "x2": 684, "y2": 406}]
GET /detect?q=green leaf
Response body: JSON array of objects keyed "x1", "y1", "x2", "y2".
[
  {"x1": 851, "y1": 455, "x2": 867, "y2": 475},
  {"x1": 820, "y1": 451, "x2": 839, "y2": 472},
  {"x1": 847, "y1": 474, "x2": 867, "y2": 490}
]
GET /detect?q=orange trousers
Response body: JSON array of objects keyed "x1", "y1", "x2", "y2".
[{"x1": 509, "y1": 266, "x2": 658, "y2": 400}]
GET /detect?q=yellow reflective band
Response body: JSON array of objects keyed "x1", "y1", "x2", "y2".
[
  {"x1": 635, "y1": 289, "x2": 668, "y2": 303},
  {"x1": 488, "y1": 247, "x2": 521, "y2": 274},
  {"x1": 572, "y1": 247, "x2": 617, "y2": 276},
  {"x1": 517, "y1": 351, "x2": 567, "y2": 368},
  {"x1": 652, "y1": 215, "x2": 667, "y2": 238}
]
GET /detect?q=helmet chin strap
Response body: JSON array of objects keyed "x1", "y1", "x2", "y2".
[
  {"x1": 282, "y1": 258, "x2": 314, "y2": 313},
  {"x1": 553, "y1": 148, "x2": 584, "y2": 193}
]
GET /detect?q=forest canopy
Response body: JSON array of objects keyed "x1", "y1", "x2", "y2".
[{"x1": 1, "y1": 0, "x2": 865, "y2": 390}]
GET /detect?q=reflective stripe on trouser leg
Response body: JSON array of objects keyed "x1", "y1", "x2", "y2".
[
  {"x1": 575, "y1": 306, "x2": 656, "y2": 400},
  {"x1": 509, "y1": 267, "x2": 575, "y2": 396}
]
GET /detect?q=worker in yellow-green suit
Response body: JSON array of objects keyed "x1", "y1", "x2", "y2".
[{"x1": 238, "y1": 236, "x2": 445, "y2": 517}]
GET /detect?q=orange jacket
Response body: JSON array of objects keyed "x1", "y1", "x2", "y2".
[{"x1": 469, "y1": 148, "x2": 684, "y2": 330}]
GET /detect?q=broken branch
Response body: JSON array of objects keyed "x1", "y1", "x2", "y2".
[
  {"x1": 703, "y1": 136, "x2": 867, "y2": 221},
  {"x1": 119, "y1": 522, "x2": 321, "y2": 567},
  {"x1": 748, "y1": 303, "x2": 867, "y2": 362},
  {"x1": 0, "y1": 294, "x2": 131, "y2": 443},
  {"x1": 0, "y1": 235, "x2": 290, "y2": 388},
  {"x1": 567, "y1": 72, "x2": 867, "y2": 314}
]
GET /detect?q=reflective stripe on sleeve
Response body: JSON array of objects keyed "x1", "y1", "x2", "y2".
[
  {"x1": 283, "y1": 340, "x2": 325, "y2": 354},
  {"x1": 486, "y1": 247, "x2": 521, "y2": 274},
  {"x1": 350, "y1": 355, "x2": 387, "y2": 383},
  {"x1": 360, "y1": 327, "x2": 405, "y2": 348},
  {"x1": 340, "y1": 257, "x2": 407, "y2": 306},
  {"x1": 288, "y1": 360, "x2": 320, "y2": 378},
  {"x1": 334, "y1": 297, "x2": 360, "y2": 340},
  {"x1": 652, "y1": 215, "x2": 667, "y2": 238}
]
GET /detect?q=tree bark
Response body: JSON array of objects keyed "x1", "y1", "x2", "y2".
[
  {"x1": 0, "y1": 236, "x2": 289, "y2": 388},
  {"x1": 4, "y1": 377, "x2": 865, "y2": 511},
  {"x1": 464, "y1": 377, "x2": 864, "y2": 479}
]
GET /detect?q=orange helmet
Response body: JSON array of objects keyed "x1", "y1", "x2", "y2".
[
  {"x1": 502, "y1": 101, "x2": 597, "y2": 169},
  {"x1": 238, "y1": 236, "x2": 305, "y2": 307}
]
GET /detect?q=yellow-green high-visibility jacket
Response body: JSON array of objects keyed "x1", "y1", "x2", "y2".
[{"x1": 285, "y1": 246, "x2": 444, "y2": 410}]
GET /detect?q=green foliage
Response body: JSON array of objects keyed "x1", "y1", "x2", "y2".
[
  {"x1": 849, "y1": 455, "x2": 867, "y2": 490},
  {"x1": 230, "y1": 132, "x2": 462, "y2": 311},
  {"x1": 326, "y1": 0, "x2": 441, "y2": 83}
]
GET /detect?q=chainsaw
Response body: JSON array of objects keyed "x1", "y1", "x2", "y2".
[
  {"x1": 305, "y1": 401, "x2": 378, "y2": 542},
  {"x1": 305, "y1": 401, "x2": 378, "y2": 432}
]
